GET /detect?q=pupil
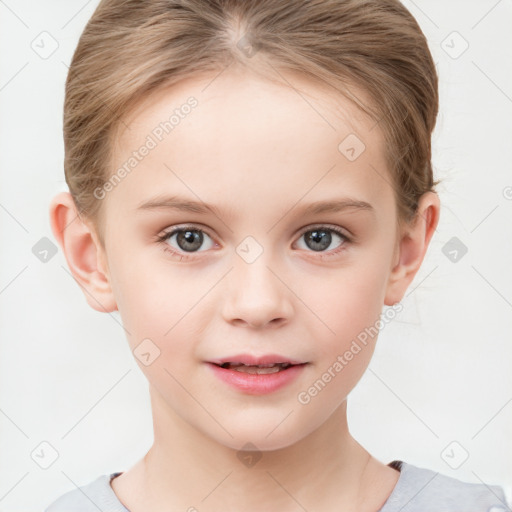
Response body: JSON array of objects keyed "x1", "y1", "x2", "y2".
[
  {"x1": 306, "y1": 229, "x2": 331, "y2": 251},
  {"x1": 177, "y1": 230, "x2": 203, "y2": 252}
]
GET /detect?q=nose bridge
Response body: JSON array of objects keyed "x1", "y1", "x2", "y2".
[{"x1": 222, "y1": 235, "x2": 292, "y2": 327}]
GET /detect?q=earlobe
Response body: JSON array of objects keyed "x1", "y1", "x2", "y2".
[
  {"x1": 384, "y1": 192, "x2": 440, "y2": 306},
  {"x1": 49, "y1": 192, "x2": 118, "y2": 313}
]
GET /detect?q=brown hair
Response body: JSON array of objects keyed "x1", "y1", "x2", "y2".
[{"x1": 64, "y1": 0, "x2": 439, "y2": 246}]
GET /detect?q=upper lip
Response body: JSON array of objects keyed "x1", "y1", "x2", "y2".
[{"x1": 208, "y1": 353, "x2": 306, "y2": 366}]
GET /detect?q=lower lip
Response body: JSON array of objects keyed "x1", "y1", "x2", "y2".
[{"x1": 206, "y1": 363, "x2": 307, "y2": 395}]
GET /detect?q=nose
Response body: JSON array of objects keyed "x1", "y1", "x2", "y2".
[{"x1": 221, "y1": 250, "x2": 294, "y2": 329}]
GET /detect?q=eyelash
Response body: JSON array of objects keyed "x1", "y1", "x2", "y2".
[{"x1": 155, "y1": 224, "x2": 352, "y2": 261}]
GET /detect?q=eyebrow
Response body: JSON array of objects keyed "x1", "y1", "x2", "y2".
[{"x1": 135, "y1": 194, "x2": 375, "y2": 217}]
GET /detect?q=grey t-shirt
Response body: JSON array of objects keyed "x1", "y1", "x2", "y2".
[{"x1": 45, "y1": 460, "x2": 510, "y2": 512}]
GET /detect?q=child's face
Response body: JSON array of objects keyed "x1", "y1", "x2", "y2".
[{"x1": 93, "y1": 68, "x2": 404, "y2": 450}]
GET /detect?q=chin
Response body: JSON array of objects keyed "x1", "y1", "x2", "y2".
[{"x1": 204, "y1": 419, "x2": 311, "y2": 453}]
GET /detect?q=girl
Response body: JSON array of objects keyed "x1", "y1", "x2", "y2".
[{"x1": 45, "y1": 0, "x2": 508, "y2": 510}]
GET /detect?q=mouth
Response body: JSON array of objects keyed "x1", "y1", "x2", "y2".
[
  {"x1": 206, "y1": 355, "x2": 308, "y2": 394},
  {"x1": 213, "y1": 362, "x2": 300, "y2": 374}
]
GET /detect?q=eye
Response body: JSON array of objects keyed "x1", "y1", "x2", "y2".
[
  {"x1": 156, "y1": 224, "x2": 352, "y2": 261},
  {"x1": 295, "y1": 225, "x2": 351, "y2": 258},
  {"x1": 156, "y1": 225, "x2": 215, "y2": 260}
]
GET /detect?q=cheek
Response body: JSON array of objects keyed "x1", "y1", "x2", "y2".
[
  {"x1": 294, "y1": 267, "x2": 387, "y2": 414},
  {"x1": 300, "y1": 260, "x2": 391, "y2": 352},
  {"x1": 108, "y1": 249, "x2": 216, "y2": 359},
  {"x1": 106, "y1": 250, "x2": 175, "y2": 345}
]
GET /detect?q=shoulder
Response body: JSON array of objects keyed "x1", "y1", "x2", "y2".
[
  {"x1": 45, "y1": 473, "x2": 129, "y2": 512},
  {"x1": 380, "y1": 460, "x2": 509, "y2": 512}
]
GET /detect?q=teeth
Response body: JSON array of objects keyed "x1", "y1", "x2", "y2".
[
  {"x1": 219, "y1": 362, "x2": 292, "y2": 374},
  {"x1": 238, "y1": 366, "x2": 281, "y2": 374}
]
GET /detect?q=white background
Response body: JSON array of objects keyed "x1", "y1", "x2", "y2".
[{"x1": 0, "y1": 1, "x2": 511, "y2": 510}]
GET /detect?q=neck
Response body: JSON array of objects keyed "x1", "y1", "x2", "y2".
[{"x1": 130, "y1": 387, "x2": 378, "y2": 512}]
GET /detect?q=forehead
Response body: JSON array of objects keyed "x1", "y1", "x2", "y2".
[
  {"x1": 116, "y1": 66, "x2": 379, "y2": 153},
  {"x1": 106, "y1": 67, "x2": 393, "y2": 220}
]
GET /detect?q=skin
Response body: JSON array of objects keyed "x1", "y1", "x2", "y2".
[{"x1": 50, "y1": 65, "x2": 440, "y2": 512}]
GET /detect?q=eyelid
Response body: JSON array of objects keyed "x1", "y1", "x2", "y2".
[
  {"x1": 296, "y1": 223, "x2": 352, "y2": 240},
  {"x1": 157, "y1": 223, "x2": 216, "y2": 240},
  {"x1": 157, "y1": 222, "x2": 352, "y2": 265},
  {"x1": 158, "y1": 222, "x2": 351, "y2": 244}
]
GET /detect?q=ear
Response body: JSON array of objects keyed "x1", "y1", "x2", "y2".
[
  {"x1": 49, "y1": 191, "x2": 118, "y2": 313},
  {"x1": 384, "y1": 191, "x2": 441, "y2": 306}
]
